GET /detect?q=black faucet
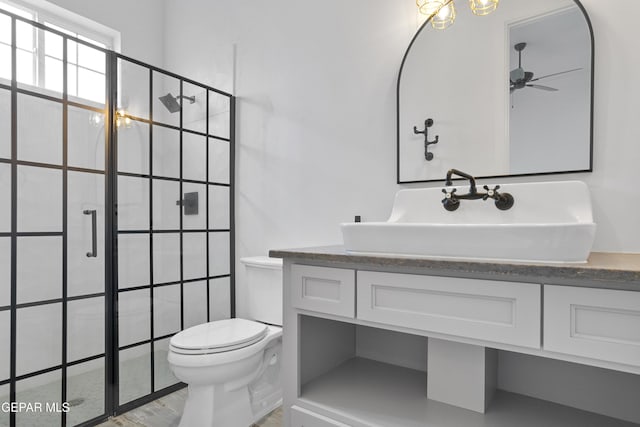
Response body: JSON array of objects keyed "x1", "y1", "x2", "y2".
[{"x1": 442, "y1": 169, "x2": 515, "y2": 211}]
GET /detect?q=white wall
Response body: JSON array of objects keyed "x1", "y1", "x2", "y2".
[
  {"x1": 163, "y1": 0, "x2": 640, "y2": 320},
  {"x1": 163, "y1": 0, "x2": 416, "y2": 318},
  {"x1": 47, "y1": 0, "x2": 165, "y2": 67}
]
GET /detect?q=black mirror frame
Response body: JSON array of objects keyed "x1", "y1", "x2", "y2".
[{"x1": 396, "y1": 0, "x2": 595, "y2": 184}]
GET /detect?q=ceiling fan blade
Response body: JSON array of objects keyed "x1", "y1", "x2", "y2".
[
  {"x1": 527, "y1": 84, "x2": 558, "y2": 92},
  {"x1": 530, "y1": 68, "x2": 583, "y2": 82}
]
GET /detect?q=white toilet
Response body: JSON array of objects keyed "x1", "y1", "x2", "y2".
[{"x1": 168, "y1": 256, "x2": 283, "y2": 427}]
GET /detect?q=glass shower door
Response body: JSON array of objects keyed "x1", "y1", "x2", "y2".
[{"x1": 0, "y1": 11, "x2": 109, "y2": 426}]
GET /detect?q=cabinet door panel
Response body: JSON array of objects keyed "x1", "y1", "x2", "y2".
[
  {"x1": 357, "y1": 271, "x2": 540, "y2": 348},
  {"x1": 291, "y1": 265, "x2": 355, "y2": 318},
  {"x1": 544, "y1": 285, "x2": 640, "y2": 367}
]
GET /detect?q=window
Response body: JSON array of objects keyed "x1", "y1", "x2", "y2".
[{"x1": 0, "y1": 0, "x2": 114, "y2": 104}]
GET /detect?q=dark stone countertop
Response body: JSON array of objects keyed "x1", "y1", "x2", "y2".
[{"x1": 269, "y1": 246, "x2": 640, "y2": 291}]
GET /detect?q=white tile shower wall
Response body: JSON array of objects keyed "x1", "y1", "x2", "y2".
[
  {"x1": 16, "y1": 303, "x2": 62, "y2": 376},
  {"x1": 118, "y1": 289, "x2": 150, "y2": 347},
  {"x1": 0, "y1": 89, "x2": 9, "y2": 159},
  {"x1": 17, "y1": 165, "x2": 62, "y2": 233},
  {"x1": 17, "y1": 95, "x2": 63, "y2": 166},
  {"x1": 117, "y1": 121, "x2": 150, "y2": 175},
  {"x1": 152, "y1": 125, "x2": 180, "y2": 178},
  {"x1": 16, "y1": 236, "x2": 62, "y2": 304},
  {"x1": 67, "y1": 106, "x2": 105, "y2": 171},
  {"x1": 208, "y1": 138, "x2": 230, "y2": 184},
  {"x1": 117, "y1": 233, "x2": 150, "y2": 289},
  {"x1": 182, "y1": 132, "x2": 207, "y2": 181},
  {"x1": 153, "y1": 284, "x2": 181, "y2": 338},
  {"x1": 209, "y1": 277, "x2": 231, "y2": 321},
  {"x1": 117, "y1": 175, "x2": 149, "y2": 231},
  {"x1": 209, "y1": 232, "x2": 230, "y2": 277},
  {"x1": 0, "y1": 164, "x2": 9, "y2": 232},
  {"x1": 0, "y1": 311, "x2": 9, "y2": 381},
  {"x1": 67, "y1": 297, "x2": 105, "y2": 362},
  {"x1": 182, "y1": 232, "x2": 207, "y2": 280},
  {"x1": 152, "y1": 233, "x2": 180, "y2": 284},
  {"x1": 153, "y1": 179, "x2": 180, "y2": 230},
  {"x1": 0, "y1": 238, "x2": 9, "y2": 306},
  {"x1": 183, "y1": 280, "x2": 207, "y2": 329},
  {"x1": 209, "y1": 185, "x2": 230, "y2": 229}
]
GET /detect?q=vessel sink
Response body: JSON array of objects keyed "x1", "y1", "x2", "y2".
[{"x1": 341, "y1": 181, "x2": 596, "y2": 263}]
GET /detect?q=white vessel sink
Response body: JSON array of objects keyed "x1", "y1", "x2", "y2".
[{"x1": 341, "y1": 181, "x2": 596, "y2": 263}]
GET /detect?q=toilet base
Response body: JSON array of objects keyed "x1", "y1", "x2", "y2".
[{"x1": 179, "y1": 384, "x2": 253, "y2": 427}]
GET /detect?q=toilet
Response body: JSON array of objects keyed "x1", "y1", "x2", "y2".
[{"x1": 168, "y1": 256, "x2": 283, "y2": 427}]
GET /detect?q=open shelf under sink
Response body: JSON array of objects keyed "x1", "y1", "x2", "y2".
[{"x1": 299, "y1": 357, "x2": 635, "y2": 427}]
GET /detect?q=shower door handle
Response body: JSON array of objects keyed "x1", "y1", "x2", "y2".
[{"x1": 83, "y1": 209, "x2": 98, "y2": 258}]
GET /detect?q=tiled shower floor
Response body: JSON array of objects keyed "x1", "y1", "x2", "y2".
[
  {"x1": 0, "y1": 352, "x2": 167, "y2": 427},
  {"x1": 0, "y1": 351, "x2": 282, "y2": 427}
]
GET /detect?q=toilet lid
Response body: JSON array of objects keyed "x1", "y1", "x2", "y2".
[{"x1": 170, "y1": 318, "x2": 268, "y2": 354}]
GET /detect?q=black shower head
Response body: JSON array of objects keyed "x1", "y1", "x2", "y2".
[{"x1": 158, "y1": 93, "x2": 181, "y2": 113}]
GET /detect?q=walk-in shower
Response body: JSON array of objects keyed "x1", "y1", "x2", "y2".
[{"x1": 0, "y1": 9, "x2": 235, "y2": 427}]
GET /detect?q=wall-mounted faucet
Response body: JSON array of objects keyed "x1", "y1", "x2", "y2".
[{"x1": 442, "y1": 168, "x2": 515, "y2": 211}]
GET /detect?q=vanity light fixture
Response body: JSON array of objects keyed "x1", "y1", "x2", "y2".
[
  {"x1": 416, "y1": 0, "x2": 456, "y2": 29},
  {"x1": 469, "y1": 0, "x2": 499, "y2": 16},
  {"x1": 416, "y1": 0, "x2": 498, "y2": 29}
]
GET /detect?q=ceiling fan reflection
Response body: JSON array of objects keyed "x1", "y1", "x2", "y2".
[{"x1": 509, "y1": 42, "x2": 582, "y2": 93}]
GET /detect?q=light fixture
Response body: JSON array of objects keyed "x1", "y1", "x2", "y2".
[
  {"x1": 116, "y1": 109, "x2": 132, "y2": 128},
  {"x1": 416, "y1": 0, "x2": 498, "y2": 30},
  {"x1": 431, "y1": 1, "x2": 456, "y2": 30},
  {"x1": 469, "y1": 0, "x2": 499, "y2": 16}
]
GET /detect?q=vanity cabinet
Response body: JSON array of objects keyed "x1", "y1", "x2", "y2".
[
  {"x1": 276, "y1": 250, "x2": 640, "y2": 427},
  {"x1": 544, "y1": 285, "x2": 640, "y2": 367}
]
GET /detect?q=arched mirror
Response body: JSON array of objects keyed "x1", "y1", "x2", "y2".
[{"x1": 397, "y1": 0, "x2": 594, "y2": 183}]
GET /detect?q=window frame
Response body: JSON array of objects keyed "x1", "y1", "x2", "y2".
[{"x1": 0, "y1": 0, "x2": 117, "y2": 104}]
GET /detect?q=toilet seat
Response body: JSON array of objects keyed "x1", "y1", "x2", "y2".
[{"x1": 170, "y1": 318, "x2": 268, "y2": 355}]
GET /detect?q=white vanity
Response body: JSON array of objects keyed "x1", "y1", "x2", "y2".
[{"x1": 270, "y1": 250, "x2": 640, "y2": 427}]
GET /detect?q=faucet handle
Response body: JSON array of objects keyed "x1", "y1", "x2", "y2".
[
  {"x1": 442, "y1": 187, "x2": 457, "y2": 198},
  {"x1": 442, "y1": 188, "x2": 460, "y2": 211},
  {"x1": 482, "y1": 185, "x2": 500, "y2": 200}
]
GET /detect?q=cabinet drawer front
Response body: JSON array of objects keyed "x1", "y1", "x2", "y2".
[
  {"x1": 544, "y1": 286, "x2": 640, "y2": 367},
  {"x1": 292, "y1": 265, "x2": 355, "y2": 318},
  {"x1": 357, "y1": 271, "x2": 540, "y2": 348},
  {"x1": 291, "y1": 406, "x2": 351, "y2": 427}
]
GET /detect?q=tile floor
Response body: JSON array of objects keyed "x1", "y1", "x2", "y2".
[{"x1": 97, "y1": 388, "x2": 282, "y2": 427}]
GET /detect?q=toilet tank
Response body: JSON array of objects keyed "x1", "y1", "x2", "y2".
[{"x1": 240, "y1": 256, "x2": 283, "y2": 326}]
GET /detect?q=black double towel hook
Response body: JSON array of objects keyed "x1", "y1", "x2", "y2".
[{"x1": 413, "y1": 118, "x2": 439, "y2": 161}]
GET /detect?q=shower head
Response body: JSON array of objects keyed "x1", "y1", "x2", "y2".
[
  {"x1": 158, "y1": 93, "x2": 181, "y2": 113},
  {"x1": 158, "y1": 93, "x2": 196, "y2": 114}
]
